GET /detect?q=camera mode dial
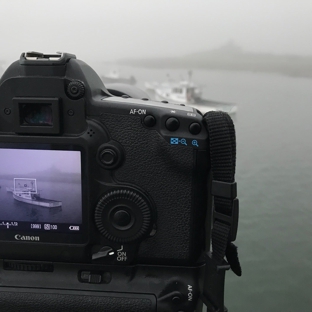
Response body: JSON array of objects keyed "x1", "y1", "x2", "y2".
[{"x1": 95, "y1": 189, "x2": 153, "y2": 243}]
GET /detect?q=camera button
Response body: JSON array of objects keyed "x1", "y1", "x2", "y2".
[
  {"x1": 166, "y1": 117, "x2": 180, "y2": 131},
  {"x1": 80, "y1": 271, "x2": 102, "y2": 284},
  {"x1": 100, "y1": 149, "x2": 117, "y2": 166},
  {"x1": 97, "y1": 142, "x2": 124, "y2": 170},
  {"x1": 172, "y1": 296, "x2": 182, "y2": 304},
  {"x1": 112, "y1": 210, "x2": 132, "y2": 228},
  {"x1": 67, "y1": 81, "x2": 85, "y2": 99},
  {"x1": 189, "y1": 122, "x2": 201, "y2": 135},
  {"x1": 143, "y1": 115, "x2": 156, "y2": 127}
]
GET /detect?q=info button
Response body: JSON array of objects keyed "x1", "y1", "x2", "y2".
[{"x1": 69, "y1": 225, "x2": 80, "y2": 231}]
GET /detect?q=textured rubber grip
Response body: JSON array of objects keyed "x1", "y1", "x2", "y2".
[{"x1": 0, "y1": 288, "x2": 156, "y2": 312}]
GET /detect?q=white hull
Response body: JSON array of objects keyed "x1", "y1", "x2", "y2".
[
  {"x1": 153, "y1": 90, "x2": 237, "y2": 115},
  {"x1": 8, "y1": 178, "x2": 62, "y2": 208},
  {"x1": 146, "y1": 80, "x2": 237, "y2": 115},
  {"x1": 153, "y1": 91, "x2": 191, "y2": 105},
  {"x1": 13, "y1": 193, "x2": 62, "y2": 208}
]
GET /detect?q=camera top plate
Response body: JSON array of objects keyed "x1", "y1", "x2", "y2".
[{"x1": 20, "y1": 52, "x2": 76, "y2": 66}]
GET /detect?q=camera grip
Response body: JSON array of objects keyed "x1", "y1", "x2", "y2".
[{"x1": 0, "y1": 288, "x2": 156, "y2": 312}]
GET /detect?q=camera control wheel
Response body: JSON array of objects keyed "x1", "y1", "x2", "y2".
[
  {"x1": 94, "y1": 189, "x2": 152, "y2": 243},
  {"x1": 66, "y1": 81, "x2": 85, "y2": 99}
]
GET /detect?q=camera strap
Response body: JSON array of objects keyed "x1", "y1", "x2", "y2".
[{"x1": 201, "y1": 111, "x2": 242, "y2": 311}]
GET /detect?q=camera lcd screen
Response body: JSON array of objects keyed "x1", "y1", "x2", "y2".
[{"x1": 0, "y1": 147, "x2": 83, "y2": 235}]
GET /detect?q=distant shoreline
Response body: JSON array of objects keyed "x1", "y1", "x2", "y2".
[{"x1": 117, "y1": 47, "x2": 312, "y2": 79}]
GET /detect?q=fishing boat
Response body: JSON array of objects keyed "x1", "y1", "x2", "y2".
[
  {"x1": 145, "y1": 73, "x2": 237, "y2": 115},
  {"x1": 101, "y1": 70, "x2": 136, "y2": 85},
  {"x1": 7, "y1": 178, "x2": 62, "y2": 208}
]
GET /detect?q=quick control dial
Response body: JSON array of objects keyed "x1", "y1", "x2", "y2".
[{"x1": 95, "y1": 189, "x2": 153, "y2": 243}]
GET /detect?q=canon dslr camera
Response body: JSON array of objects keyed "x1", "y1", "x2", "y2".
[{"x1": 0, "y1": 52, "x2": 240, "y2": 312}]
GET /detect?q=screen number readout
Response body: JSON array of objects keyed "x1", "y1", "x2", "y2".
[{"x1": 31, "y1": 224, "x2": 42, "y2": 229}]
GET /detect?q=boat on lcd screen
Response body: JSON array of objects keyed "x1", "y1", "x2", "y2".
[{"x1": 6, "y1": 178, "x2": 62, "y2": 208}]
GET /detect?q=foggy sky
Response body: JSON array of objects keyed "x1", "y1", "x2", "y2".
[
  {"x1": 0, "y1": 149, "x2": 81, "y2": 175},
  {"x1": 0, "y1": 0, "x2": 312, "y2": 66}
]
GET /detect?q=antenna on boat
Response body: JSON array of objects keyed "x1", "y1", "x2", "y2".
[{"x1": 188, "y1": 70, "x2": 193, "y2": 81}]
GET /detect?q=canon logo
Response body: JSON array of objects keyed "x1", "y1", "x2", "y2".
[{"x1": 14, "y1": 234, "x2": 40, "y2": 242}]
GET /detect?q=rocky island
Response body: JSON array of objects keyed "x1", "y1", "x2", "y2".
[{"x1": 118, "y1": 42, "x2": 312, "y2": 79}]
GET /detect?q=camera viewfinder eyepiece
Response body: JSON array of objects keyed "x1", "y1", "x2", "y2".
[{"x1": 13, "y1": 97, "x2": 61, "y2": 134}]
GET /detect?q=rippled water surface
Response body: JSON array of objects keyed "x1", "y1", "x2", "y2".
[{"x1": 100, "y1": 65, "x2": 312, "y2": 312}]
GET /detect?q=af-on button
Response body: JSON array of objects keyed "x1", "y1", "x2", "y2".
[
  {"x1": 143, "y1": 115, "x2": 156, "y2": 127},
  {"x1": 166, "y1": 117, "x2": 180, "y2": 131}
]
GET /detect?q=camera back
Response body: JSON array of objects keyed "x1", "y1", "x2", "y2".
[{"x1": 0, "y1": 52, "x2": 211, "y2": 266}]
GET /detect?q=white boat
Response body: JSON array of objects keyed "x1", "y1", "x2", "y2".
[
  {"x1": 145, "y1": 74, "x2": 237, "y2": 115},
  {"x1": 101, "y1": 69, "x2": 136, "y2": 85},
  {"x1": 7, "y1": 178, "x2": 62, "y2": 208},
  {"x1": 145, "y1": 79, "x2": 202, "y2": 104}
]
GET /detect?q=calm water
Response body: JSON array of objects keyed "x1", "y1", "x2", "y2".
[{"x1": 95, "y1": 64, "x2": 312, "y2": 312}]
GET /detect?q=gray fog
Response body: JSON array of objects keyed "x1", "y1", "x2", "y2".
[
  {"x1": 1, "y1": 2, "x2": 312, "y2": 311},
  {"x1": 0, "y1": 0, "x2": 312, "y2": 65},
  {"x1": 0, "y1": 149, "x2": 81, "y2": 175}
]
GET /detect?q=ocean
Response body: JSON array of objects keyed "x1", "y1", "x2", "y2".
[{"x1": 94, "y1": 64, "x2": 312, "y2": 312}]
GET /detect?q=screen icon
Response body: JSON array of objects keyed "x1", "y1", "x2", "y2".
[
  {"x1": 180, "y1": 138, "x2": 187, "y2": 146},
  {"x1": 192, "y1": 140, "x2": 199, "y2": 147},
  {"x1": 170, "y1": 138, "x2": 179, "y2": 144},
  {"x1": 69, "y1": 225, "x2": 80, "y2": 231}
]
